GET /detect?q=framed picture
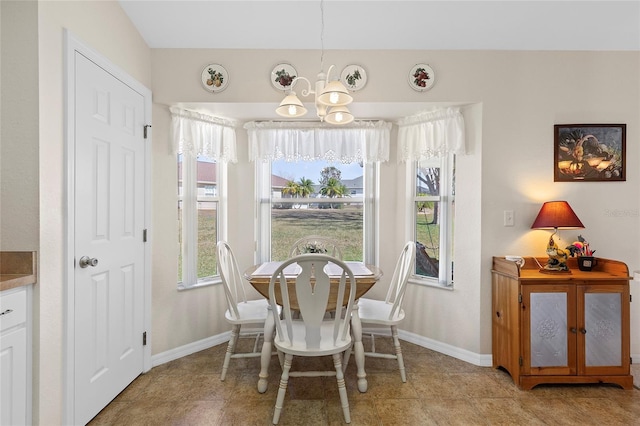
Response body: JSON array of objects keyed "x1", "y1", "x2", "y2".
[{"x1": 554, "y1": 124, "x2": 626, "y2": 182}]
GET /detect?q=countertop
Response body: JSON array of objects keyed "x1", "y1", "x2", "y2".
[{"x1": 0, "y1": 251, "x2": 37, "y2": 292}]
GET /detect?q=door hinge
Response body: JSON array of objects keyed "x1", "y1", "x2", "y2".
[
  {"x1": 143, "y1": 331, "x2": 147, "y2": 346},
  {"x1": 630, "y1": 294, "x2": 632, "y2": 303},
  {"x1": 144, "y1": 124, "x2": 152, "y2": 139},
  {"x1": 519, "y1": 356, "x2": 523, "y2": 366},
  {"x1": 143, "y1": 229, "x2": 147, "y2": 242},
  {"x1": 518, "y1": 293, "x2": 522, "y2": 303}
]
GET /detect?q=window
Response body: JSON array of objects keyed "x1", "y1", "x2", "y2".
[
  {"x1": 171, "y1": 107, "x2": 236, "y2": 290},
  {"x1": 245, "y1": 120, "x2": 390, "y2": 265},
  {"x1": 256, "y1": 159, "x2": 377, "y2": 263},
  {"x1": 178, "y1": 153, "x2": 226, "y2": 288},
  {"x1": 397, "y1": 107, "x2": 464, "y2": 287},
  {"x1": 409, "y1": 154, "x2": 455, "y2": 286}
]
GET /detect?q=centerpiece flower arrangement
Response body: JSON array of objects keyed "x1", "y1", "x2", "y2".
[
  {"x1": 302, "y1": 242, "x2": 328, "y2": 254},
  {"x1": 566, "y1": 235, "x2": 595, "y2": 257}
]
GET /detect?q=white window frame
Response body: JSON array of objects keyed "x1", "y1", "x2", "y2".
[
  {"x1": 178, "y1": 153, "x2": 227, "y2": 290},
  {"x1": 406, "y1": 154, "x2": 455, "y2": 287},
  {"x1": 255, "y1": 160, "x2": 378, "y2": 264}
]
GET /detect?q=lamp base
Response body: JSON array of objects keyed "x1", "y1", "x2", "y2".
[{"x1": 542, "y1": 234, "x2": 572, "y2": 274}]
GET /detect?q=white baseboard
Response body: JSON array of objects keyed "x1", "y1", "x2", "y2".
[
  {"x1": 154, "y1": 327, "x2": 601, "y2": 370},
  {"x1": 151, "y1": 327, "x2": 264, "y2": 367},
  {"x1": 362, "y1": 326, "x2": 493, "y2": 367},
  {"x1": 397, "y1": 329, "x2": 493, "y2": 367}
]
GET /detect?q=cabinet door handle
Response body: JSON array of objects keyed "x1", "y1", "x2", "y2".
[
  {"x1": 580, "y1": 328, "x2": 587, "y2": 334},
  {"x1": 0, "y1": 309, "x2": 13, "y2": 316},
  {"x1": 570, "y1": 327, "x2": 577, "y2": 333}
]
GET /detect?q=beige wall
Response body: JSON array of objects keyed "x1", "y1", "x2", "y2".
[
  {"x1": 6, "y1": 0, "x2": 638, "y2": 422},
  {"x1": 151, "y1": 48, "x2": 640, "y2": 360},
  {"x1": 1, "y1": 0, "x2": 39, "y2": 250}
]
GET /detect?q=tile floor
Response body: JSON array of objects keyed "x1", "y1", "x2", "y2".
[{"x1": 89, "y1": 337, "x2": 640, "y2": 425}]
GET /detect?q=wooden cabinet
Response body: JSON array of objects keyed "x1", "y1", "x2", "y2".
[
  {"x1": 0, "y1": 285, "x2": 32, "y2": 426},
  {"x1": 492, "y1": 256, "x2": 633, "y2": 390}
]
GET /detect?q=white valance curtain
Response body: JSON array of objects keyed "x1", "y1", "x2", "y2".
[
  {"x1": 244, "y1": 120, "x2": 391, "y2": 163},
  {"x1": 397, "y1": 107, "x2": 466, "y2": 161},
  {"x1": 170, "y1": 107, "x2": 238, "y2": 163}
]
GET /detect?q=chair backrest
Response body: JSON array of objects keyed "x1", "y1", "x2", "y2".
[
  {"x1": 217, "y1": 241, "x2": 248, "y2": 320},
  {"x1": 382, "y1": 241, "x2": 416, "y2": 321},
  {"x1": 289, "y1": 235, "x2": 344, "y2": 259},
  {"x1": 269, "y1": 254, "x2": 356, "y2": 350}
]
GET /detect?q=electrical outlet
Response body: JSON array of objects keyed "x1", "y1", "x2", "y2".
[{"x1": 504, "y1": 210, "x2": 515, "y2": 227}]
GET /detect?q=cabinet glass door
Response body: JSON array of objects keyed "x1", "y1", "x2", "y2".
[
  {"x1": 584, "y1": 292, "x2": 621, "y2": 366},
  {"x1": 530, "y1": 292, "x2": 568, "y2": 367},
  {"x1": 578, "y1": 284, "x2": 629, "y2": 375},
  {"x1": 522, "y1": 284, "x2": 576, "y2": 375}
]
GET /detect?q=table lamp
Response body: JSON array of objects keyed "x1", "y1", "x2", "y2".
[{"x1": 531, "y1": 200, "x2": 585, "y2": 273}]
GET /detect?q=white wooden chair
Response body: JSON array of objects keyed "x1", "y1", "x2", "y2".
[
  {"x1": 289, "y1": 235, "x2": 343, "y2": 259},
  {"x1": 217, "y1": 241, "x2": 276, "y2": 381},
  {"x1": 268, "y1": 254, "x2": 356, "y2": 425},
  {"x1": 357, "y1": 241, "x2": 415, "y2": 382}
]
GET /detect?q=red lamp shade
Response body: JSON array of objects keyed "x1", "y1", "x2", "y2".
[{"x1": 531, "y1": 201, "x2": 585, "y2": 230}]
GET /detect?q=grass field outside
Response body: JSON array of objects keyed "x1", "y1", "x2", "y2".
[
  {"x1": 271, "y1": 207, "x2": 364, "y2": 261},
  {"x1": 181, "y1": 205, "x2": 441, "y2": 281}
]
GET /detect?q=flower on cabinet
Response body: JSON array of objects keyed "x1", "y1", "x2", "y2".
[{"x1": 566, "y1": 235, "x2": 595, "y2": 257}]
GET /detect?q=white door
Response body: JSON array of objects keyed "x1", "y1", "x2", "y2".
[{"x1": 73, "y1": 52, "x2": 146, "y2": 425}]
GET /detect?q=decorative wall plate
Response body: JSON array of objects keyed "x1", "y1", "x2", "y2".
[
  {"x1": 271, "y1": 63, "x2": 298, "y2": 91},
  {"x1": 408, "y1": 64, "x2": 435, "y2": 92},
  {"x1": 341, "y1": 64, "x2": 367, "y2": 91},
  {"x1": 201, "y1": 64, "x2": 229, "y2": 93}
]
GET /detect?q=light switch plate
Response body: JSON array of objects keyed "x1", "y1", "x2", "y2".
[{"x1": 504, "y1": 210, "x2": 515, "y2": 227}]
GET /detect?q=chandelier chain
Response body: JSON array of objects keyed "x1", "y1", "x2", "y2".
[{"x1": 320, "y1": 0, "x2": 325, "y2": 72}]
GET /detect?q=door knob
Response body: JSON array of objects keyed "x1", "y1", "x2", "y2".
[{"x1": 79, "y1": 256, "x2": 99, "y2": 268}]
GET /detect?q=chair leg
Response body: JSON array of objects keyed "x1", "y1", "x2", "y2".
[
  {"x1": 258, "y1": 311, "x2": 276, "y2": 393},
  {"x1": 277, "y1": 349, "x2": 284, "y2": 369},
  {"x1": 390, "y1": 325, "x2": 406, "y2": 382},
  {"x1": 342, "y1": 342, "x2": 352, "y2": 373},
  {"x1": 272, "y1": 353, "x2": 293, "y2": 425},
  {"x1": 333, "y1": 353, "x2": 351, "y2": 424},
  {"x1": 220, "y1": 324, "x2": 240, "y2": 381}
]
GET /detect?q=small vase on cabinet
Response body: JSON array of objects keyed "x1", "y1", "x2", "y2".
[{"x1": 577, "y1": 256, "x2": 597, "y2": 271}]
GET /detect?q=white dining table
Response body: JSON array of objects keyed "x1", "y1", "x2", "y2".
[{"x1": 244, "y1": 261, "x2": 383, "y2": 393}]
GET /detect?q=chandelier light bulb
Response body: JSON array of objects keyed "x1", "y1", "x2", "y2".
[
  {"x1": 288, "y1": 105, "x2": 297, "y2": 115},
  {"x1": 329, "y1": 92, "x2": 339, "y2": 104},
  {"x1": 324, "y1": 105, "x2": 353, "y2": 125}
]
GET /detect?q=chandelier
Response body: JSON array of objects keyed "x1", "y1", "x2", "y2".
[{"x1": 275, "y1": 0, "x2": 354, "y2": 125}]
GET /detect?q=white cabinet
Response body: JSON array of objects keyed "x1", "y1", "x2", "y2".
[{"x1": 0, "y1": 285, "x2": 31, "y2": 426}]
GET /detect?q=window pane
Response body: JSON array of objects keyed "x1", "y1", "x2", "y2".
[
  {"x1": 416, "y1": 160, "x2": 441, "y2": 196},
  {"x1": 198, "y1": 201, "x2": 217, "y2": 278},
  {"x1": 412, "y1": 155, "x2": 455, "y2": 285},
  {"x1": 271, "y1": 204, "x2": 363, "y2": 261},
  {"x1": 177, "y1": 199, "x2": 182, "y2": 282},
  {"x1": 177, "y1": 155, "x2": 183, "y2": 282},
  {"x1": 197, "y1": 155, "x2": 217, "y2": 279},
  {"x1": 415, "y1": 201, "x2": 440, "y2": 278},
  {"x1": 270, "y1": 160, "x2": 364, "y2": 262}
]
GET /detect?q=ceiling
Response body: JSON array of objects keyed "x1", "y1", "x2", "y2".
[
  {"x1": 118, "y1": 1, "x2": 639, "y2": 51},
  {"x1": 118, "y1": 0, "x2": 640, "y2": 121}
]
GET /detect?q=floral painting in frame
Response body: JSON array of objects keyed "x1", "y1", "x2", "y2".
[{"x1": 554, "y1": 124, "x2": 626, "y2": 182}]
